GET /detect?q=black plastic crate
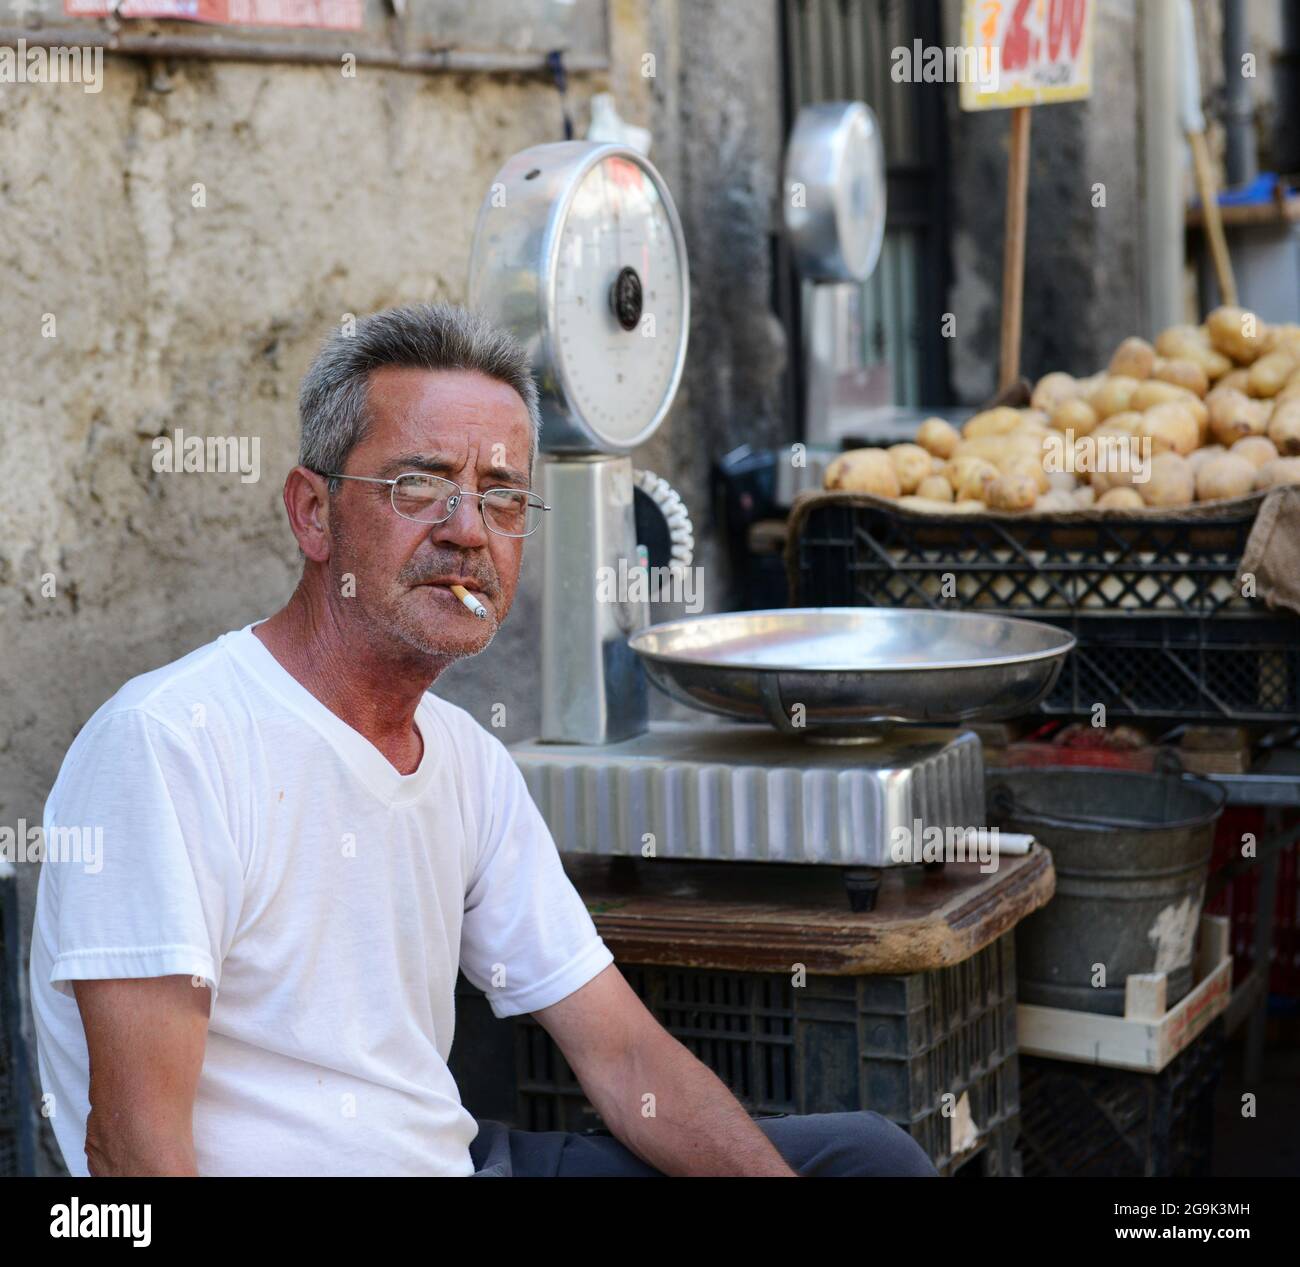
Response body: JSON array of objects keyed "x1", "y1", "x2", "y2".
[
  {"x1": 1, "y1": 869, "x2": 35, "y2": 1177},
  {"x1": 789, "y1": 499, "x2": 1300, "y2": 724},
  {"x1": 455, "y1": 935, "x2": 1021, "y2": 1177},
  {"x1": 1018, "y1": 1021, "x2": 1225, "y2": 1177}
]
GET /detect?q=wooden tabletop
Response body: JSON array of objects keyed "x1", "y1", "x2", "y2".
[{"x1": 561, "y1": 847, "x2": 1056, "y2": 977}]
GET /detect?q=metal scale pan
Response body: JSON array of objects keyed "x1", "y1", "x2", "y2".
[{"x1": 629, "y1": 608, "x2": 1076, "y2": 739}]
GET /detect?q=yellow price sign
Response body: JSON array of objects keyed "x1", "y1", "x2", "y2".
[{"x1": 960, "y1": 0, "x2": 1095, "y2": 111}]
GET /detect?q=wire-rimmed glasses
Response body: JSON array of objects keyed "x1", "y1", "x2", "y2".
[{"x1": 322, "y1": 471, "x2": 550, "y2": 538}]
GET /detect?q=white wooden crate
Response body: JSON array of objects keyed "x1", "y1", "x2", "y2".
[{"x1": 1017, "y1": 915, "x2": 1231, "y2": 1073}]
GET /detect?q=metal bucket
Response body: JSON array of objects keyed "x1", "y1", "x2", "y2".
[{"x1": 987, "y1": 768, "x2": 1226, "y2": 1016}]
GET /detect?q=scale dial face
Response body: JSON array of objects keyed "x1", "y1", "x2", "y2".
[{"x1": 549, "y1": 153, "x2": 689, "y2": 451}]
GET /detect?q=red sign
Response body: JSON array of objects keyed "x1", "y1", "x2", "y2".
[
  {"x1": 960, "y1": 0, "x2": 1095, "y2": 111},
  {"x1": 64, "y1": 0, "x2": 363, "y2": 29}
]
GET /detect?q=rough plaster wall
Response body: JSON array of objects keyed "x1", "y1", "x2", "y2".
[
  {"x1": 631, "y1": 0, "x2": 789, "y2": 615},
  {"x1": 1, "y1": 3, "x2": 787, "y2": 1172},
  {"x1": 943, "y1": 0, "x2": 1144, "y2": 403}
]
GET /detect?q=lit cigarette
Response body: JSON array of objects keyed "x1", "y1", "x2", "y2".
[{"x1": 451, "y1": 584, "x2": 489, "y2": 620}]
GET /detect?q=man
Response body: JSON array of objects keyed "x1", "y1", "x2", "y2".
[{"x1": 30, "y1": 304, "x2": 937, "y2": 1178}]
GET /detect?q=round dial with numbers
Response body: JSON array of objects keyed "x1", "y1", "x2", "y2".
[{"x1": 468, "y1": 142, "x2": 690, "y2": 454}]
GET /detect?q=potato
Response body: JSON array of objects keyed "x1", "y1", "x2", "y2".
[
  {"x1": 1109, "y1": 337, "x2": 1156, "y2": 379},
  {"x1": 1196, "y1": 454, "x2": 1257, "y2": 502},
  {"x1": 824, "y1": 448, "x2": 901, "y2": 497},
  {"x1": 1230, "y1": 436, "x2": 1279, "y2": 470},
  {"x1": 1035, "y1": 490, "x2": 1078, "y2": 513},
  {"x1": 1096, "y1": 487, "x2": 1145, "y2": 510},
  {"x1": 998, "y1": 430, "x2": 1051, "y2": 465},
  {"x1": 1094, "y1": 410, "x2": 1143, "y2": 437},
  {"x1": 1206, "y1": 306, "x2": 1268, "y2": 364},
  {"x1": 962, "y1": 406, "x2": 1022, "y2": 439},
  {"x1": 1139, "y1": 402, "x2": 1199, "y2": 456},
  {"x1": 1279, "y1": 369, "x2": 1300, "y2": 404},
  {"x1": 1155, "y1": 325, "x2": 1207, "y2": 357},
  {"x1": 1072, "y1": 484, "x2": 1097, "y2": 508},
  {"x1": 1136, "y1": 385, "x2": 1208, "y2": 442},
  {"x1": 948, "y1": 457, "x2": 1000, "y2": 502},
  {"x1": 1256, "y1": 457, "x2": 1300, "y2": 490},
  {"x1": 1151, "y1": 357, "x2": 1209, "y2": 397},
  {"x1": 1247, "y1": 349, "x2": 1300, "y2": 398},
  {"x1": 985, "y1": 472, "x2": 1039, "y2": 511},
  {"x1": 1138, "y1": 453, "x2": 1194, "y2": 507},
  {"x1": 1155, "y1": 326, "x2": 1233, "y2": 379},
  {"x1": 1088, "y1": 375, "x2": 1140, "y2": 420},
  {"x1": 1187, "y1": 444, "x2": 1225, "y2": 474},
  {"x1": 1208, "y1": 388, "x2": 1270, "y2": 445},
  {"x1": 1050, "y1": 398, "x2": 1100, "y2": 437},
  {"x1": 952, "y1": 435, "x2": 1012, "y2": 465},
  {"x1": 1201, "y1": 307, "x2": 1263, "y2": 363},
  {"x1": 1090, "y1": 434, "x2": 1149, "y2": 493},
  {"x1": 1131, "y1": 380, "x2": 1198, "y2": 413},
  {"x1": 888, "y1": 443, "x2": 934, "y2": 494},
  {"x1": 916, "y1": 416, "x2": 961, "y2": 459},
  {"x1": 1217, "y1": 367, "x2": 1253, "y2": 394},
  {"x1": 1264, "y1": 324, "x2": 1300, "y2": 354},
  {"x1": 1017, "y1": 408, "x2": 1051, "y2": 431},
  {"x1": 1031, "y1": 371, "x2": 1078, "y2": 413},
  {"x1": 1003, "y1": 456, "x2": 1051, "y2": 494},
  {"x1": 1267, "y1": 398, "x2": 1300, "y2": 456},
  {"x1": 916, "y1": 474, "x2": 954, "y2": 502},
  {"x1": 1046, "y1": 468, "x2": 1078, "y2": 493}
]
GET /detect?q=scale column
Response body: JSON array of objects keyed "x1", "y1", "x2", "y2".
[{"x1": 539, "y1": 454, "x2": 649, "y2": 745}]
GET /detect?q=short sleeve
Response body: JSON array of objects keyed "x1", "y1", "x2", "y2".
[
  {"x1": 41, "y1": 709, "x2": 243, "y2": 1009},
  {"x1": 458, "y1": 731, "x2": 614, "y2": 1019}
]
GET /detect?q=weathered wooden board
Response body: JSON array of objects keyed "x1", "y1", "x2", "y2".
[{"x1": 562, "y1": 847, "x2": 1055, "y2": 976}]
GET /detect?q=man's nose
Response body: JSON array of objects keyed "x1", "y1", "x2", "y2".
[{"x1": 429, "y1": 493, "x2": 490, "y2": 549}]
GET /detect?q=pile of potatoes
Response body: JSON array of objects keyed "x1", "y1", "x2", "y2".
[{"x1": 823, "y1": 306, "x2": 1300, "y2": 513}]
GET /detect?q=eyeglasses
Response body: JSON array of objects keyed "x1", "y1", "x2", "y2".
[{"x1": 322, "y1": 471, "x2": 550, "y2": 538}]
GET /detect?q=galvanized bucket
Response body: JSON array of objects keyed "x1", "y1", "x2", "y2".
[{"x1": 987, "y1": 768, "x2": 1226, "y2": 1016}]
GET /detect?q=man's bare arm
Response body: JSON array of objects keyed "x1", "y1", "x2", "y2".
[
  {"x1": 532, "y1": 964, "x2": 799, "y2": 1176},
  {"x1": 72, "y1": 975, "x2": 211, "y2": 1176}
]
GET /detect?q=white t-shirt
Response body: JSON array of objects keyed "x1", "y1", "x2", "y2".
[{"x1": 29, "y1": 621, "x2": 613, "y2": 1177}]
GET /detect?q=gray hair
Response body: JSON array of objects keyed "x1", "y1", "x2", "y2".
[{"x1": 298, "y1": 304, "x2": 541, "y2": 485}]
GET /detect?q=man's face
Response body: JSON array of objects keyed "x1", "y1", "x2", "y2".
[{"x1": 325, "y1": 366, "x2": 534, "y2": 664}]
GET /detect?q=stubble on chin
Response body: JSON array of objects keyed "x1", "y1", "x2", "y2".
[{"x1": 388, "y1": 586, "x2": 497, "y2": 664}]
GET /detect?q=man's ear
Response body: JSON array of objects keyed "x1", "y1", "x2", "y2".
[{"x1": 283, "y1": 466, "x2": 332, "y2": 562}]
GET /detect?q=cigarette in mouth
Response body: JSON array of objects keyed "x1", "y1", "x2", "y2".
[{"x1": 450, "y1": 584, "x2": 489, "y2": 620}]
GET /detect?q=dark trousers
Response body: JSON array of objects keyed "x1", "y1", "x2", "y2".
[{"x1": 468, "y1": 1110, "x2": 939, "y2": 1177}]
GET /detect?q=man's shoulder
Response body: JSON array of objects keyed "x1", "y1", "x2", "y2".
[{"x1": 77, "y1": 628, "x2": 249, "y2": 746}]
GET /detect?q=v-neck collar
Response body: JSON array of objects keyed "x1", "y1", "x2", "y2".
[{"x1": 222, "y1": 620, "x2": 437, "y2": 807}]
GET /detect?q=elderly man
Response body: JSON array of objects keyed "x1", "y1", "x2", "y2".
[{"x1": 30, "y1": 304, "x2": 936, "y2": 1178}]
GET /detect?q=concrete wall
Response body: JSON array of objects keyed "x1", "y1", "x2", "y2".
[
  {"x1": 942, "y1": 0, "x2": 1148, "y2": 402},
  {"x1": 0, "y1": 0, "x2": 788, "y2": 1173}
]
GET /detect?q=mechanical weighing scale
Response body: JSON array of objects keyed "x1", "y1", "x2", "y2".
[{"x1": 467, "y1": 108, "x2": 1074, "y2": 909}]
